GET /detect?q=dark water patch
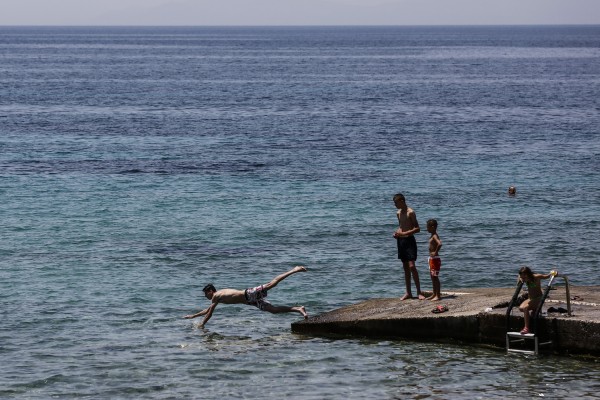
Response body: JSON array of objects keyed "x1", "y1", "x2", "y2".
[{"x1": 1, "y1": 158, "x2": 276, "y2": 176}]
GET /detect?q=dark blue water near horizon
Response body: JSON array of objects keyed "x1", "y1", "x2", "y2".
[{"x1": 1, "y1": 25, "x2": 599, "y2": 399}]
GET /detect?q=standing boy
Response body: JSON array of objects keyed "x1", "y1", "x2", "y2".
[
  {"x1": 393, "y1": 193, "x2": 425, "y2": 300},
  {"x1": 426, "y1": 219, "x2": 443, "y2": 301}
]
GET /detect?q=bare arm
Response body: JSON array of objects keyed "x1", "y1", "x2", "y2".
[
  {"x1": 517, "y1": 271, "x2": 557, "y2": 285},
  {"x1": 183, "y1": 302, "x2": 218, "y2": 326},
  {"x1": 408, "y1": 211, "x2": 420, "y2": 235},
  {"x1": 183, "y1": 308, "x2": 209, "y2": 319},
  {"x1": 430, "y1": 235, "x2": 442, "y2": 256},
  {"x1": 199, "y1": 302, "x2": 218, "y2": 328}
]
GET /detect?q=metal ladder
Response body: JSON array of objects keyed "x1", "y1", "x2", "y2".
[
  {"x1": 505, "y1": 272, "x2": 571, "y2": 355},
  {"x1": 506, "y1": 332, "x2": 553, "y2": 355}
]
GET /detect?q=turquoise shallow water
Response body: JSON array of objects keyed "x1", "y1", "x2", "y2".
[{"x1": 1, "y1": 26, "x2": 600, "y2": 398}]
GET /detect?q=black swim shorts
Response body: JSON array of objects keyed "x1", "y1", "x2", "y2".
[{"x1": 397, "y1": 235, "x2": 418, "y2": 262}]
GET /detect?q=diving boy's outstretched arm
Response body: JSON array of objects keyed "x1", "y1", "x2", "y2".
[
  {"x1": 198, "y1": 302, "x2": 218, "y2": 328},
  {"x1": 183, "y1": 302, "x2": 218, "y2": 328},
  {"x1": 183, "y1": 308, "x2": 209, "y2": 319}
]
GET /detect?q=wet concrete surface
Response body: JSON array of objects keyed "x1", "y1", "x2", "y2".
[{"x1": 292, "y1": 285, "x2": 600, "y2": 356}]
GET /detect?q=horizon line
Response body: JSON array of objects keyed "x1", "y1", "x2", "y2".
[{"x1": 1, "y1": 23, "x2": 599, "y2": 27}]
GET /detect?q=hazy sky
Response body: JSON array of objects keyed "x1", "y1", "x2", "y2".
[{"x1": 1, "y1": 0, "x2": 599, "y2": 26}]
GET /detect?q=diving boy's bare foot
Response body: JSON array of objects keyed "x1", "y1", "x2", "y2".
[
  {"x1": 417, "y1": 292, "x2": 426, "y2": 300},
  {"x1": 430, "y1": 296, "x2": 441, "y2": 301},
  {"x1": 294, "y1": 265, "x2": 307, "y2": 273},
  {"x1": 295, "y1": 306, "x2": 308, "y2": 319},
  {"x1": 401, "y1": 293, "x2": 413, "y2": 301}
]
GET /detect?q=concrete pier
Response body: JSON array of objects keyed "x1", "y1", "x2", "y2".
[{"x1": 292, "y1": 286, "x2": 600, "y2": 356}]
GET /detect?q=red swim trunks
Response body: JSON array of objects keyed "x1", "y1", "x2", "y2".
[{"x1": 428, "y1": 256, "x2": 441, "y2": 277}]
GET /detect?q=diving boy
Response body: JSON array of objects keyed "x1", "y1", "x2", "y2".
[{"x1": 183, "y1": 266, "x2": 308, "y2": 328}]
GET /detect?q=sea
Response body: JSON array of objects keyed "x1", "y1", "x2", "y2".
[{"x1": 1, "y1": 25, "x2": 599, "y2": 399}]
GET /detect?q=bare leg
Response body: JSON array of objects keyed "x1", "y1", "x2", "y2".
[
  {"x1": 519, "y1": 300, "x2": 531, "y2": 332},
  {"x1": 524, "y1": 300, "x2": 540, "y2": 332},
  {"x1": 263, "y1": 304, "x2": 308, "y2": 319},
  {"x1": 409, "y1": 261, "x2": 425, "y2": 300},
  {"x1": 262, "y1": 265, "x2": 307, "y2": 291},
  {"x1": 401, "y1": 262, "x2": 413, "y2": 300},
  {"x1": 427, "y1": 276, "x2": 441, "y2": 301}
]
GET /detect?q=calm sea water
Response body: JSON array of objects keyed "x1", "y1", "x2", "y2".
[{"x1": 1, "y1": 26, "x2": 599, "y2": 398}]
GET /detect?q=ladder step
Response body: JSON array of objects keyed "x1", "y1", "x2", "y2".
[
  {"x1": 507, "y1": 332, "x2": 535, "y2": 338},
  {"x1": 507, "y1": 348, "x2": 536, "y2": 354}
]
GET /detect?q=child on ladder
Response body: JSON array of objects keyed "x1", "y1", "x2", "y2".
[{"x1": 517, "y1": 267, "x2": 557, "y2": 334}]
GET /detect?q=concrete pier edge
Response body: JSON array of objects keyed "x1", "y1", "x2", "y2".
[{"x1": 292, "y1": 286, "x2": 600, "y2": 357}]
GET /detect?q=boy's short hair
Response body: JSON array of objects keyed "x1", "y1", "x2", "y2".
[
  {"x1": 427, "y1": 219, "x2": 438, "y2": 227},
  {"x1": 393, "y1": 193, "x2": 405, "y2": 202},
  {"x1": 202, "y1": 284, "x2": 216, "y2": 293}
]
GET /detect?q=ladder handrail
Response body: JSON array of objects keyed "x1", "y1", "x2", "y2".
[
  {"x1": 505, "y1": 280, "x2": 524, "y2": 332},
  {"x1": 532, "y1": 274, "x2": 556, "y2": 334},
  {"x1": 544, "y1": 274, "x2": 572, "y2": 315}
]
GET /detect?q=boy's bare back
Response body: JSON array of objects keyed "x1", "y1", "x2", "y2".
[{"x1": 212, "y1": 288, "x2": 246, "y2": 304}]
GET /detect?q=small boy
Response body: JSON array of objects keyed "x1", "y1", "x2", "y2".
[{"x1": 426, "y1": 219, "x2": 443, "y2": 301}]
